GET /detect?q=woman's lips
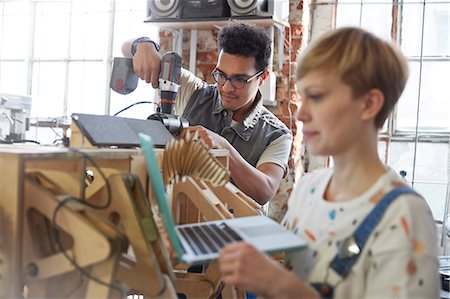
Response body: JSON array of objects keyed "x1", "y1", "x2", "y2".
[{"x1": 302, "y1": 131, "x2": 319, "y2": 140}]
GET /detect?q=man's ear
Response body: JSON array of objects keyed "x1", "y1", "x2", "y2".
[
  {"x1": 258, "y1": 70, "x2": 270, "y2": 87},
  {"x1": 361, "y1": 88, "x2": 385, "y2": 122}
]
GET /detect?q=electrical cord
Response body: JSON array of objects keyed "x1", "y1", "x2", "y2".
[
  {"x1": 113, "y1": 101, "x2": 158, "y2": 116},
  {"x1": 53, "y1": 138, "x2": 64, "y2": 145},
  {"x1": 61, "y1": 271, "x2": 84, "y2": 298},
  {"x1": 50, "y1": 117, "x2": 71, "y2": 146},
  {"x1": 0, "y1": 138, "x2": 40, "y2": 144},
  {"x1": 17, "y1": 139, "x2": 40, "y2": 144},
  {"x1": 50, "y1": 148, "x2": 126, "y2": 298},
  {"x1": 51, "y1": 197, "x2": 125, "y2": 297},
  {"x1": 50, "y1": 117, "x2": 63, "y2": 139}
]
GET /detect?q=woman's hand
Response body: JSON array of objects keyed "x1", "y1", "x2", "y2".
[
  {"x1": 218, "y1": 242, "x2": 319, "y2": 298},
  {"x1": 218, "y1": 242, "x2": 283, "y2": 297}
]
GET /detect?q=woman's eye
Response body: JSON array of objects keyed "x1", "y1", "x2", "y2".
[{"x1": 309, "y1": 94, "x2": 322, "y2": 101}]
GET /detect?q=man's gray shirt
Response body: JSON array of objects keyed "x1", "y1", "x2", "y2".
[{"x1": 173, "y1": 69, "x2": 292, "y2": 172}]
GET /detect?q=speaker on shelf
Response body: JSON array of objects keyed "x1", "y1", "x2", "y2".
[
  {"x1": 227, "y1": 0, "x2": 289, "y2": 21},
  {"x1": 147, "y1": 0, "x2": 182, "y2": 19},
  {"x1": 181, "y1": 0, "x2": 230, "y2": 19}
]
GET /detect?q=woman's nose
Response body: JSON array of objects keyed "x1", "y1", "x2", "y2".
[{"x1": 296, "y1": 101, "x2": 310, "y2": 122}]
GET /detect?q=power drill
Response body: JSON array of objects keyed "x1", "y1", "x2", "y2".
[{"x1": 110, "y1": 52, "x2": 188, "y2": 136}]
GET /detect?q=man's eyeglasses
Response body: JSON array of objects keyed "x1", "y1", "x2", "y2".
[{"x1": 211, "y1": 70, "x2": 264, "y2": 89}]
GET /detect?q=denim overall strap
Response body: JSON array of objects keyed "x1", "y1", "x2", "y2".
[{"x1": 329, "y1": 187, "x2": 416, "y2": 279}]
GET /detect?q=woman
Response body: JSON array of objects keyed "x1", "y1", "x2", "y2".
[{"x1": 218, "y1": 27, "x2": 439, "y2": 298}]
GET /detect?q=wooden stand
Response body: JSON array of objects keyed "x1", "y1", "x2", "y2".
[
  {"x1": 0, "y1": 145, "x2": 137, "y2": 298},
  {"x1": 169, "y1": 177, "x2": 263, "y2": 299},
  {"x1": 0, "y1": 144, "x2": 262, "y2": 298},
  {"x1": 23, "y1": 172, "x2": 126, "y2": 298}
]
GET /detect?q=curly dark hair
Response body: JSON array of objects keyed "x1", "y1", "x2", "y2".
[{"x1": 217, "y1": 21, "x2": 271, "y2": 72}]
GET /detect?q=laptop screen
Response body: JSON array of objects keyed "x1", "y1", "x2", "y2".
[{"x1": 138, "y1": 133, "x2": 185, "y2": 259}]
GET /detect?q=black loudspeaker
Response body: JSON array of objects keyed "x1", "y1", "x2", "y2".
[
  {"x1": 147, "y1": 0, "x2": 182, "y2": 19},
  {"x1": 227, "y1": 0, "x2": 289, "y2": 21},
  {"x1": 181, "y1": 0, "x2": 230, "y2": 19}
]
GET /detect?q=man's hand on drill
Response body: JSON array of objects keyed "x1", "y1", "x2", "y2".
[{"x1": 132, "y1": 42, "x2": 162, "y2": 88}]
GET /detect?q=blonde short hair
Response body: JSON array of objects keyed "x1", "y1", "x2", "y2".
[{"x1": 296, "y1": 27, "x2": 408, "y2": 128}]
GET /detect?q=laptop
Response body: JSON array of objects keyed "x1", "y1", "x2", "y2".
[
  {"x1": 139, "y1": 132, "x2": 307, "y2": 264},
  {"x1": 72, "y1": 113, "x2": 172, "y2": 148}
]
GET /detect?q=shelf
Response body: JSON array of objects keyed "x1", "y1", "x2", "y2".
[{"x1": 144, "y1": 15, "x2": 290, "y2": 30}]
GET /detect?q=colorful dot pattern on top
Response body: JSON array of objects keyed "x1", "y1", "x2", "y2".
[
  {"x1": 282, "y1": 168, "x2": 439, "y2": 298},
  {"x1": 329, "y1": 209, "x2": 336, "y2": 220}
]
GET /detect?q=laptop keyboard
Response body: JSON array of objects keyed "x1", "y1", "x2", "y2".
[{"x1": 178, "y1": 222, "x2": 243, "y2": 255}]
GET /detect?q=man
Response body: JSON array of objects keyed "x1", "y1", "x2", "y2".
[{"x1": 122, "y1": 22, "x2": 292, "y2": 205}]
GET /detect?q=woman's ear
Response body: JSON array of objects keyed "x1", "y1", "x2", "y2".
[{"x1": 361, "y1": 89, "x2": 385, "y2": 122}]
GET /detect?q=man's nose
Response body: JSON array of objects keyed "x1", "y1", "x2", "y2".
[{"x1": 222, "y1": 79, "x2": 235, "y2": 92}]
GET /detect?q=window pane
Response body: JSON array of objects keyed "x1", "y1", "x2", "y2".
[
  {"x1": 378, "y1": 140, "x2": 388, "y2": 163},
  {"x1": 112, "y1": 3, "x2": 157, "y2": 58},
  {"x1": 67, "y1": 62, "x2": 106, "y2": 116},
  {"x1": 0, "y1": 2, "x2": 30, "y2": 59},
  {"x1": 0, "y1": 61, "x2": 27, "y2": 94},
  {"x1": 389, "y1": 142, "x2": 415, "y2": 182},
  {"x1": 34, "y1": 2, "x2": 71, "y2": 59},
  {"x1": 418, "y1": 61, "x2": 450, "y2": 131},
  {"x1": 336, "y1": 4, "x2": 362, "y2": 27},
  {"x1": 0, "y1": 0, "x2": 159, "y2": 134},
  {"x1": 414, "y1": 182, "x2": 448, "y2": 222},
  {"x1": 388, "y1": 141, "x2": 449, "y2": 220},
  {"x1": 31, "y1": 62, "x2": 66, "y2": 118},
  {"x1": 414, "y1": 143, "x2": 449, "y2": 182},
  {"x1": 397, "y1": 61, "x2": 450, "y2": 131},
  {"x1": 423, "y1": 3, "x2": 450, "y2": 56},
  {"x1": 336, "y1": 3, "x2": 392, "y2": 41},
  {"x1": 70, "y1": 1, "x2": 110, "y2": 58},
  {"x1": 360, "y1": 4, "x2": 393, "y2": 41},
  {"x1": 401, "y1": 2, "x2": 450, "y2": 56},
  {"x1": 404, "y1": 0, "x2": 450, "y2": 3},
  {"x1": 26, "y1": 126, "x2": 62, "y2": 146},
  {"x1": 400, "y1": 3, "x2": 425, "y2": 56},
  {"x1": 397, "y1": 61, "x2": 420, "y2": 130},
  {"x1": 109, "y1": 0, "x2": 158, "y2": 118},
  {"x1": 389, "y1": 142, "x2": 448, "y2": 183}
]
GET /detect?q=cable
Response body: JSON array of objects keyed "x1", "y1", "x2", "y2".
[
  {"x1": 62, "y1": 271, "x2": 84, "y2": 298},
  {"x1": 113, "y1": 101, "x2": 158, "y2": 116},
  {"x1": 17, "y1": 139, "x2": 41, "y2": 144},
  {"x1": 50, "y1": 117, "x2": 71, "y2": 146},
  {"x1": 50, "y1": 118, "x2": 63, "y2": 139},
  {"x1": 51, "y1": 197, "x2": 125, "y2": 297},
  {"x1": 0, "y1": 139, "x2": 40, "y2": 144},
  {"x1": 67, "y1": 148, "x2": 112, "y2": 209},
  {"x1": 50, "y1": 148, "x2": 126, "y2": 298}
]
